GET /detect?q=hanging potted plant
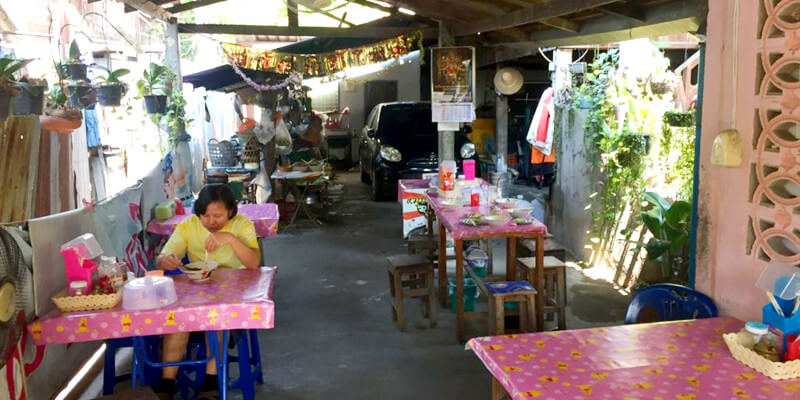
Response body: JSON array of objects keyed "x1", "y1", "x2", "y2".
[
  {"x1": 57, "y1": 40, "x2": 87, "y2": 81},
  {"x1": 13, "y1": 77, "x2": 47, "y2": 116},
  {"x1": 0, "y1": 56, "x2": 33, "y2": 118},
  {"x1": 65, "y1": 81, "x2": 96, "y2": 109},
  {"x1": 137, "y1": 62, "x2": 168, "y2": 114},
  {"x1": 41, "y1": 84, "x2": 83, "y2": 133},
  {"x1": 94, "y1": 66, "x2": 129, "y2": 107}
]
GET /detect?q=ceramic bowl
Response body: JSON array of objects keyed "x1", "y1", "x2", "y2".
[
  {"x1": 440, "y1": 199, "x2": 462, "y2": 209},
  {"x1": 509, "y1": 207, "x2": 533, "y2": 218},
  {"x1": 181, "y1": 261, "x2": 219, "y2": 282},
  {"x1": 482, "y1": 215, "x2": 511, "y2": 226},
  {"x1": 495, "y1": 198, "x2": 517, "y2": 209}
]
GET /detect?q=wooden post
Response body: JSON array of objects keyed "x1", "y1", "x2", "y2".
[{"x1": 164, "y1": 22, "x2": 182, "y2": 82}]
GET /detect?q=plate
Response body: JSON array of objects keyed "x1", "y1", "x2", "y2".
[{"x1": 513, "y1": 218, "x2": 534, "y2": 225}]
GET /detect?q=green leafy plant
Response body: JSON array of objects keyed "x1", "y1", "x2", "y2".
[
  {"x1": 0, "y1": 56, "x2": 33, "y2": 80},
  {"x1": 663, "y1": 110, "x2": 696, "y2": 127},
  {"x1": 639, "y1": 191, "x2": 691, "y2": 285},
  {"x1": 48, "y1": 84, "x2": 68, "y2": 107},
  {"x1": 94, "y1": 66, "x2": 130, "y2": 85},
  {"x1": 136, "y1": 62, "x2": 170, "y2": 97},
  {"x1": 66, "y1": 40, "x2": 81, "y2": 64},
  {"x1": 162, "y1": 88, "x2": 193, "y2": 145}
]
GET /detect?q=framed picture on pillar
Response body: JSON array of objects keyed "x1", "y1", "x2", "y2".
[{"x1": 431, "y1": 46, "x2": 475, "y2": 123}]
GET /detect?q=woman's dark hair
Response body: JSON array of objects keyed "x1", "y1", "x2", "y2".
[{"x1": 194, "y1": 184, "x2": 237, "y2": 218}]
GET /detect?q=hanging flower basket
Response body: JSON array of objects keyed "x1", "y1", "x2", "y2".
[
  {"x1": 66, "y1": 84, "x2": 97, "y2": 109},
  {"x1": 143, "y1": 94, "x2": 167, "y2": 114},
  {"x1": 40, "y1": 115, "x2": 82, "y2": 134},
  {"x1": 96, "y1": 83, "x2": 126, "y2": 107},
  {"x1": 12, "y1": 83, "x2": 46, "y2": 116}
]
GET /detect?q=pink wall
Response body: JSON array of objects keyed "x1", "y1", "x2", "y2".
[{"x1": 697, "y1": 0, "x2": 800, "y2": 321}]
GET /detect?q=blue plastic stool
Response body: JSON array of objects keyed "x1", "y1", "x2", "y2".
[
  {"x1": 625, "y1": 283, "x2": 718, "y2": 324},
  {"x1": 102, "y1": 337, "x2": 163, "y2": 395},
  {"x1": 227, "y1": 329, "x2": 263, "y2": 399},
  {"x1": 132, "y1": 332, "x2": 230, "y2": 400}
]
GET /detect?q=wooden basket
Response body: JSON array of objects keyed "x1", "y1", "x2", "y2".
[
  {"x1": 723, "y1": 332, "x2": 800, "y2": 380},
  {"x1": 241, "y1": 136, "x2": 262, "y2": 164},
  {"x1": 52, "y1": 290, "x2": 122, "y2": 313}
]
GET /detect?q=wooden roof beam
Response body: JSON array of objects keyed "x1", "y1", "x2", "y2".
[
  {"x1": 177, "y1": 23, "x2": 437, "y2": 39},
  {"x1": 488, "y1": 0, "x2": 706, "y2": 48},
  {"x1": 540, "y1": 17, "x2": 580, "y2": 33},
  {"x1": 453, "y1": 0, "x2": 620, "y2": 36},
  {"x1": 117, "y1": 1, "x2": 173, "y2": 21},
  {"x1": 166, "y1": 0, "x2": 227, "y2": 14},
  {"x1": 598, "y1": 1, "x2": 645, "y2": 23}
]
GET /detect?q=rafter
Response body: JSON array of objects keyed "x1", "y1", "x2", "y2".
[
  {"x1": 117, "y1": 0, "x2": 172, "y2": 21},
  {"x1": 487, "y1": 0, "x2": 704, "y2": 48},
  {"x1": 177, "y1": 23, "x2": 437, "y2": 39},
  {"x1": 539, "y1": 17, "x2": 581, "y2": 33},
  {"x1": 452, "y1": 0, "x2": 620, "y2": 36},
  {"x1": 166, "y1": 0, "x2": 226, "y2": 14},
  {"x1": 598, "y1": 1, "x2": 646, "y2": 23}
]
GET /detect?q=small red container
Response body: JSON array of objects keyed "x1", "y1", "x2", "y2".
[{"x1": 470, "y1": 191, "x2": 480, "y2": 207}]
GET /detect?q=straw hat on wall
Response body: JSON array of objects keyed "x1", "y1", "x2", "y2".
[{"x1": 493, "y1": 67, "x2": 524, "y2": 95}]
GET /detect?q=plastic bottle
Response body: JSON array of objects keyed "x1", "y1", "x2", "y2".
[{"x1": 440, "y1": 160, "x2": 457, "y2": 191}]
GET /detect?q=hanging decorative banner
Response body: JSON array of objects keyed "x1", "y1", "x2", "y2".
[{"x1": 221, "y1": 31, "x2": 424, "y2": 77}]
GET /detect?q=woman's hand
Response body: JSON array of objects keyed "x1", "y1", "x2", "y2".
[
  {"x1": 157, "y1": 254, "x2": 182, "y2": 270},
  {"x1": 205, "y1": 232, "x2": 235, "y2": 252}
]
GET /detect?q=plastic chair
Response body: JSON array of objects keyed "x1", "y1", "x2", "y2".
[{"x1": 624, "y1": 283, "x2": 718, "y2": 324}]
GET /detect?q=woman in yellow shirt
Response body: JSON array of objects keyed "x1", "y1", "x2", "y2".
[{"x1": 155, "y1": 184, "x2": 260, "y2": 399}]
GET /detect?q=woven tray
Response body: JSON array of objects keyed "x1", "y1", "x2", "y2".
[
  {"x1": 723, "y1": 332, "x2": 800, "y2": 380},
  {"x1": 52, "y1": 289, "x2": 122, "y2": 313}
]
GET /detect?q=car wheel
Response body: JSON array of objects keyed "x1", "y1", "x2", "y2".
[{"x1": 371, "y1": 167, "x2": 388, "y2": 201}]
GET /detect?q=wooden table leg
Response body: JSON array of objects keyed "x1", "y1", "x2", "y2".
[
  {"x1": 438, "y1": 221, "x2": 447, "y2": 306},
  {"x1": 535, "y1": 234, "x2": 545, "y2": 331},
  {"x1": 455, "y1": 239, "x2": 465, "y2": 343},
  {"x1": 492, "y1": 376, "x2": 510, "y2": 400},
  {"x1": 426, "y1": 204, "x2": 434, "y2": 236},
  {"x1": 506, "y1": 237, "x2": 517, "y2": 281}
]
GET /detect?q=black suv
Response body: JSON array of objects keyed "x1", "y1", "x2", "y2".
[{"x1": 359, "y1": 101, "x2": 479, "y2": 201}]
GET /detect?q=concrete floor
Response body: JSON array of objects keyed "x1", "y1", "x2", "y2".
[{"x1": 82, "y1": 171, "x2": 629, "y2": 399}]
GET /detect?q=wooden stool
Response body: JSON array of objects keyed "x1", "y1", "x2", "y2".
[
  {"x1": 484, "y1": 280, "x2": 537, "y2": 335},
  {"x1": 466, "y1": 265, "x2": 537, "y2": 335},
  {"x1": 406, "y1": 234, "x2": 438, "y2": 262},
  {"x1": 517, "y1": 256, "x2": 567, "y2": 330},
  {"x1": 387, "y1": 254, "x2": 437, "y2": 331},
  {"x1": 520, "y1": 235, "x2": 569, "y2": 261}
]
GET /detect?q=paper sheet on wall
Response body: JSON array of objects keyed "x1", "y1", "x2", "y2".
[{"x1": 432, "y1": 103, "x2": 476, "y2": 123}]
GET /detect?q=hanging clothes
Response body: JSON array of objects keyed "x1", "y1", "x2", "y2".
[{"x1": 526, "y1": 87, "x2": 556, "y2": 184}]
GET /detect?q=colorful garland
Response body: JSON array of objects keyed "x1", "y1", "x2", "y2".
[
  {"x1": 221, "y1": 31, "x2": 424, "y2": 77},
  {"x1": 221, "y1": 43, "x2": 303, "y2": 92}
]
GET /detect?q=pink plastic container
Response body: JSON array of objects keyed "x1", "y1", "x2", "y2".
[
  {"x1": 463, "y1": 160, "x2": 476, "y2": 181},
  {"x1": 60, "y1": 234, "x2": 103, "y2": 293}
]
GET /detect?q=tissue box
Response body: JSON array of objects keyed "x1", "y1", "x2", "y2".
[{"x1": 154, "y1": 201, "x2": 176, "y2": 221}]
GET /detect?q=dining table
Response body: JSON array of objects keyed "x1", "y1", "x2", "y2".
[
  {"x1": 146, "y1": 203, "x2": 280, "y2": 238},
  {"x1": 468, "y1": 316, "x2": 800, "y2": 400},
  {"x1": 425, "y1": 189, "x2": 548, "y2": 342},
  {"x1": 27, "y1": 267, "x2": 277, "y2": 400}
]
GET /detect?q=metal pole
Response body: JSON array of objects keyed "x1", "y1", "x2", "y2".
[{"x1": 438, "y1": 21, "x2": 455, "y2": 163}]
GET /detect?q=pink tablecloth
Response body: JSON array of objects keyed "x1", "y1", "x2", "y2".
[
  {"x1": 28, "y1": 267, "x2": 276, "y2": 346},
  {"x1": 425, "y1": 192, "x2": 547, "y2": 240},
  {"x1": 468, "y1": 317, "x2": 800, "y2": 399},
  {"x1": 146, "y1": 203, "x2": 279, "y2": 238}
]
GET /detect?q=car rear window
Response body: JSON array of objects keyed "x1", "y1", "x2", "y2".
[{"x1": 378, "y1": 104, "x2": 437, "y2": 139}]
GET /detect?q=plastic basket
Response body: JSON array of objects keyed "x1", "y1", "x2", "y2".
[
  {"x1": 449, "y1": 278, "x2": 479, "y2": 313},
  {"x1": 208, "y1": 139, "x2": 238, "y2": 167},
  {"x1": 723, "y1": 332, "x2": 800, "y2": 380},
  {"x1": 241, "y1": 136, "x2": 262, "y2": 164},
  {"x1": 52, "y1": 289, "x2": 122, "y2": 313}
]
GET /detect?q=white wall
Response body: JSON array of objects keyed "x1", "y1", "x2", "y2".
[{"x1": 338, "y1": 52, "x2": 422, "y2": 141}]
